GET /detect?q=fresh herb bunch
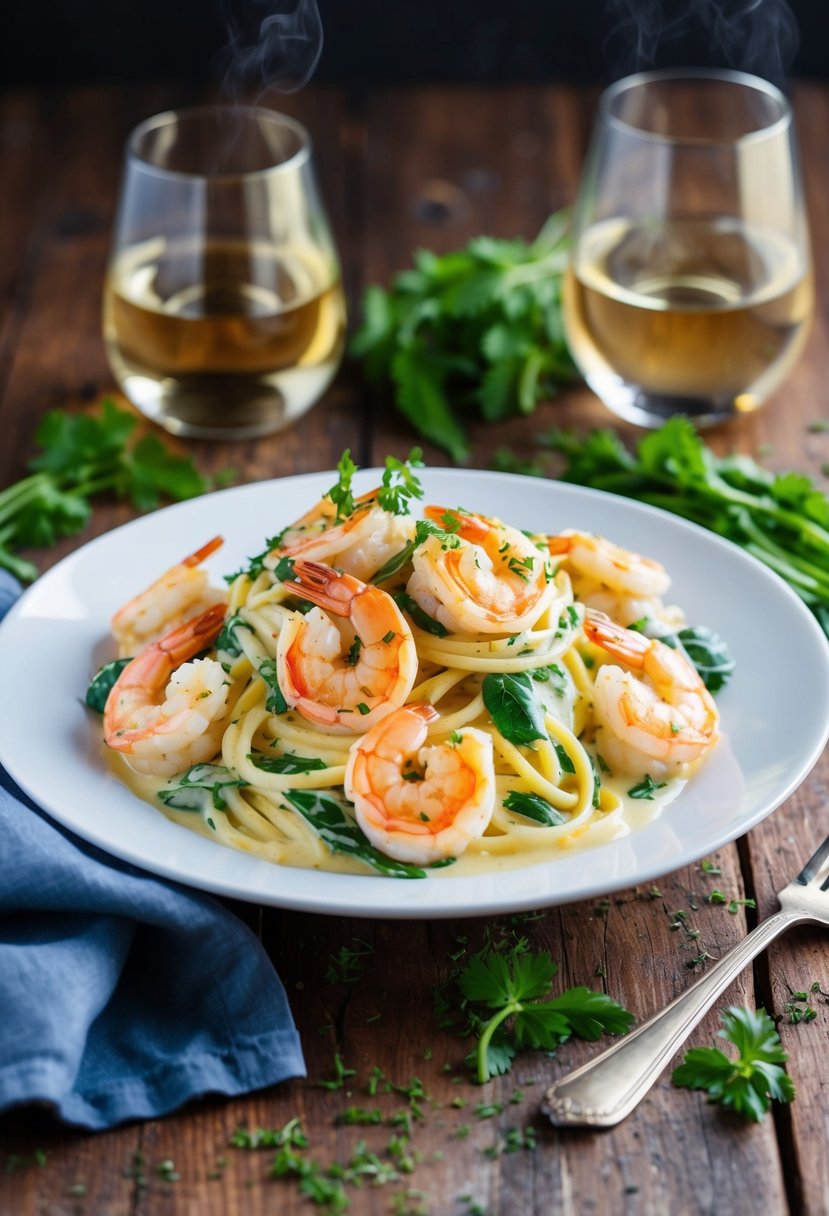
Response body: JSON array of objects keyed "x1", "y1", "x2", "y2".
[
  {"x1": 672, "y1": 1006, "x2": 795, "y2": 1122},
  {"x1": 0, "y1": 398, "x2": 226, "y2": 582},
  {"x1": 456, "y1": 947, "x2": 633, "y2": 1083},
  {"x1": 351, "y1": 212, "x2": 576, "y2": 463},
  {"x1": 513, "y1": 416, "x2": 829, "y2": 642}
]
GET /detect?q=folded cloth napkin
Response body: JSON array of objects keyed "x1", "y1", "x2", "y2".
[{"x1": 0, "y1": 570, "x2": 305, "y2": 1130}]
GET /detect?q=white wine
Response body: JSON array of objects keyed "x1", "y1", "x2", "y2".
[
  {"x1": 104, "y1": 238, "x2": 346, "y2": 439},
  {"x1": 564, "y1": 217, "x2": 813, "y2": 424}
]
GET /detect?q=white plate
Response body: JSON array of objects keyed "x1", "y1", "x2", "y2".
[{"x1": 1, "y1": 469, "x2": 827, "y2": 919}]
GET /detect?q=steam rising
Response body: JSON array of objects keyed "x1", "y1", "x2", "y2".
[
  {"x1": 219, "y1": 0, "x2": 323, "y2": 97},
  {"x1": 604, "y1": 0, "x2": 799, "y2": 87}
]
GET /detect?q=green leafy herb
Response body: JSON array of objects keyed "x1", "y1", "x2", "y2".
[
  {"x1": 223, "y1": 532, "x2": 287, "y2": 584},
  {"x1": 258, "y1": 658, "x2": 289, "y2": 714},
  {"x1": 503, "y1": 790, "x2": 567, "y2": 826},
  {"x1": 393, "y1": 592, "x2": 448, "y2": 637},
  {"x1": 158, "y1": 764, "x2": 247, "y2": 813},
  {"x1": 672, "y1": 1006, "x2": 795, "y2": 1122},
  {"x1": 545, "y1": 416, "x2": 829, "y2": 642},
  {"x1": 84, "y1": 657, "x2": 132, "y2": 713},
  {"x1": 351, "y1": 213, "x2": 576, "y2": 461},
  {"x1": 0, "y1": 398, "x2": 223, "y2": 582},
  {"x1": 458, "y1": 948, "x2": 633, "y2": 1082},
  {"x1": 373, "y1": 516, "x2": 461, "y2": 583},
  {"x1": 627, "y1": 774, "x2": 667, "y2": 800},
  {"x1": 660, "y1": 626, "x2": 736, "y2": 693},
  {"x1": 280, "y1": 789, "x2": 426, "y2": 879},
  {"x1": 482, "y1": 671, "x2": 547, "y2": 747},
  {"x1": 216, "y1": 612, "x2": 252, "y2": 659},
  {"x1": 248, "y1": 753, "x2": 328, "y2": 775},
  {"x1": 376, "y1": 449, "x2": 425, "y2": 515},
  {"x1": 328, "y1": 448, "x2": 358, "y2": 522}
]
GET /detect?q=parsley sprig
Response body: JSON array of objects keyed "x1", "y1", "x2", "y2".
[
  {"x1": 0, "y1": 399, "x2": 225, "y2": 582},
  {"x1": 351, "y1": 212, "x2": 576, "y2": 462},
  {"x1": 327, "y1": 448, "x2": 425, "y2": 523},
  {"x1": 672, "y1": 1006, "x2": 795, "y2": 1122},
  {"x1": 458, "y1": 948, "x2": 633, "y2": 1083}
]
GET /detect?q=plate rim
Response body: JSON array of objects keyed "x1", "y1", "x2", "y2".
[{"x1": 1, "y1": 467, "x2": 827, "y2": 919}]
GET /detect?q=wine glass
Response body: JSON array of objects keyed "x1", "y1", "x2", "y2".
[
  {"x1": 564, "y1": 69, "x2": 813, "y2": 428},
  {"x1": 104, "y1": 105, "x2": 346, "y2": 440}
]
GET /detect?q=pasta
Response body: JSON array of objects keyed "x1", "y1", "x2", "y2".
[{"x1": 97, "y1": 459, "x2": 722, "y2": 880}]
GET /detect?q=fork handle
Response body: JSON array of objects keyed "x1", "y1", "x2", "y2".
[{"x1": 543, "y1": 909, "x2": 804, "y2": 1128}]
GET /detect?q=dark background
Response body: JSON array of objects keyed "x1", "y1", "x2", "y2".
[{"x1": 1, "y1": 0, "x2": 827, "y2": 91}]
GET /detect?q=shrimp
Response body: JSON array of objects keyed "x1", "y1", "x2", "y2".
[
  {"x1": 344, "y1": 704, "x2": 497, "y2": 864},
  {"x1": 111, "y1": 537, "x2": 227, "y2": 658},
  {"x1": 104, "y1": 604, "x2": 229, "y2": 778},
  {"x1": 547, "y1": 531, "x2": 675, "y2": 629},
  {"x1": 266, "y1": 489, "x2": 414, "y2": 583},
  {"x1": 276, "y1": 559, "x2": 418, "y2": 732},
  {"x1": 583, "y1": 610, "x2": 719, "y2": 779},
  {"x1": 407, "y1": 506, "x2": 556, "y2": 634}
]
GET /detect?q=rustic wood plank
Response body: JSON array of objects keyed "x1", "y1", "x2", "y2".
[
  {"x1": 5, "y1": 79, "x2": 829, "y2": 1216},
  {"x1": 734, "y1": 80, "x2": 829, "y2": 1216}
]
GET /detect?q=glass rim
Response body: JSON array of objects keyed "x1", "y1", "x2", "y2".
[
  {"x1": 598, "y1": 67, "x2": 792, "y2": 147},
  {"x1": 126, "y1": 103, "x2": 313, "y2": 182}
]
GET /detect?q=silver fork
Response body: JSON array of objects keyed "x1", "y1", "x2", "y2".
[{"x1": 543, "y1": 833, "x2": 829, "y2": 1128}]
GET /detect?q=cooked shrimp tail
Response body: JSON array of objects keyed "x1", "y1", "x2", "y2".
[
  {"x1": 344, "y1": 704, "x2": 497, "y2": 864},
  {"x1": 111, "y1": 536, "x2": 226, "y2": 657},
  {"x1": 104, "y1": 603, "x2": 229, "y2": 778}
]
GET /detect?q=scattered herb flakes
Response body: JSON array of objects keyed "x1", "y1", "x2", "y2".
[
  {"x1": 325, "y1": 938, "x2": 375, "y2": 985},
  {"x1": 317, "y1": 1052, "x2": 357, "y2": 1092}
]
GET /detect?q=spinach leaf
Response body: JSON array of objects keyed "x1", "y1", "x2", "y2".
[
  {"x1": 503, "y1": 790, "x2": 567, "y2": 826},
  {"x1": 675, "y1": 625, "x2": 736, "y2": 694},
  {"x1": 280, "y1": 788, "x2": 426, "y2": 879},
  {"x1": 258, "y1": 658, "x2": 289, "y2": 714},
  {"x1": 393, "y1": 591, "x2": 448, "y2": 637},
  {"x1": 248, "y1": 753, "x2": 328, "y2": 775},
  {"x1": 216, "y1": 612, "x2": 252, "y2": 659},
  {"x1": 158, "y1": 763, "x2": 248, "y2": 812},
  {"x1": 85, "y1": 657, "x2": 132, "y2": 713},
  {"x1": 482, "y1": 671, "x2": 547, "y2": 746}
]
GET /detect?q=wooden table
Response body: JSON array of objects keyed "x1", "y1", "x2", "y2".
[{"x1": 0, "y1": 81, "x2": 827, "y2": 1216}]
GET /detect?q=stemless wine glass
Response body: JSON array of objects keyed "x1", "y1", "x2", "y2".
[
  {"x1": 564, "y1": 69, "x2": 813, "y2": 427},
  {"x1": 104, "y1": 106, "x2": 346, "y2": 439}
]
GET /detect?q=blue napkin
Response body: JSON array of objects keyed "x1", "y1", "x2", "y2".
[{"x1": 0, "y1": 571, "x2": 305, "y2": 1130}]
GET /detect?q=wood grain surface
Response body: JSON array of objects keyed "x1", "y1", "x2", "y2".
[{"x1": 0, "y1": 81, "x2": 826, "y2": 1216}]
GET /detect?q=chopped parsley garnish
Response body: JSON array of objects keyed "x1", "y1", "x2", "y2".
[
  {"x1": 376, "y1": 449, "x2": 425, "y2": 515},
  {"x1": 626, "y1": 774, "x2": 667, "y2": 800},
  {"x1": 328, "y1": 448, "x2": 358, "y2": 521}
]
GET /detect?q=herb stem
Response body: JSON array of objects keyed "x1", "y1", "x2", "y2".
[{"x1": 477, "y1": 1001, "x2": 522, "y2": 1084}]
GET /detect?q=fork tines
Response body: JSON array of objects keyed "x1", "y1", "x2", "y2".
[{"x1": 796, "y1": 833, "x2": 829, "y2": 885}]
